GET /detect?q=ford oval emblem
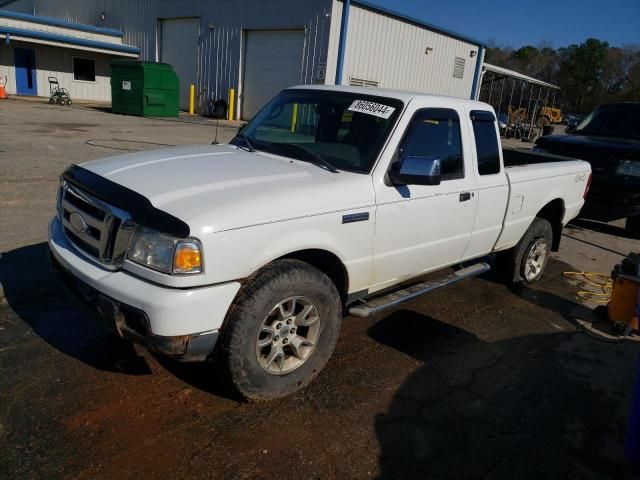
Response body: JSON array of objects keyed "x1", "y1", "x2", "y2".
[{"x1": 69, "y1": 212, "x2": 88, "y2": 234}]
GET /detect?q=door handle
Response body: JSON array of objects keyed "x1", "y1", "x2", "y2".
[{"x1": 459, "y1": 192, "x2": 473, "y2": 202}]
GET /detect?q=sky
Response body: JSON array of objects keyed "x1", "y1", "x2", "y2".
[{"x1": 368, "y1": 0, "x2": 640, "y2": 48}]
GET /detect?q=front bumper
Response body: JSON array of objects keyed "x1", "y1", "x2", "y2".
[
  {"x1": 48, "y1": 218, "x2": 241, "y2": 361},
  {"x1": 583, "y1": 176, "x2": 640, "y2": 221}
]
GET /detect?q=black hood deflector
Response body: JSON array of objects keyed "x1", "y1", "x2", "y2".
[{"x1": 62, "y1": 165, "x2": 190, "y2": 238}]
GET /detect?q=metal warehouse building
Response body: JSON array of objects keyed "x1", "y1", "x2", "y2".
[{"x1": 0, "y1": 0, "x2": 485, "y2": 119}]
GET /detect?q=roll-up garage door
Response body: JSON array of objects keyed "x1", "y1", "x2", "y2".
[
  {"x1": 242, "y1": 30, "x2": 305, "y2": 119},
  {"x1": 161, "y1": 18, "x2": 199, "y2": 110}
]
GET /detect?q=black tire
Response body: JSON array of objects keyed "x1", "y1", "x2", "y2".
[
  {"x1": 220, "y1": 259, "x2": 342, "y2": 400},
  {"x1": 497, "y1": 218, "x2": 553, "y2": 285},
  {"x1": 626, "y1": 215, "x2": 640, "y2": 239},
  {"x1": 536, "y1": 116, "x2": 551, "y2": 128},
  {"x1": 213, "y1": 99, "x2": 227, "y2": 119}
]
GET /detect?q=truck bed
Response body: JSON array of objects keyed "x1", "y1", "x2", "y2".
[
  {"x1": 493, "y1": 149, "x2": 591, "y2": 253},
  {"x1": 503, "y1": 147, "x2": 577, "y2": 167}
]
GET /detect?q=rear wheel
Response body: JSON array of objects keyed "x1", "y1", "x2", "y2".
[
  {"x1": 497, "y1": 218, "x2": 553, "y2": 285},
  {"x1": 220, "y1": 259, "x2": 341, "y2": 400},
  {"x1": 626, "y1": 215, "x2": 640, "y2": 239}
]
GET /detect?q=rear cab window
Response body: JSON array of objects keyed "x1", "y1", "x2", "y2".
[{"x1": 470, "y1": 110, "x2": 501, "y2": 176}]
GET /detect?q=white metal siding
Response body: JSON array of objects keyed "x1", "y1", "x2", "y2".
[
  {"x1": 242, "y1": 30, "x2": 305, "y2": 119},
  {"x1": 6, "y1": 0, "x2": 334, "y2": 117},
  {"x1": 161, "y1": 17, "x2": 199, "y2": 109},
  {"x1": 0, "y1": 40, "x2": 113, "y2": 101},
  {"x1": 4, "y1": 0, "x2": 482, "y2": 105},
  {"x1": 325, "y1": 0, "x2": 343, "y2": 86},
  {"x1": 326, "y1": 0, "x2": 480, "y2": 99}
]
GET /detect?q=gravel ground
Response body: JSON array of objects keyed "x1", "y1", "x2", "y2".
[{"x1": 1, "y1": 99, "x2": 639, "y2": 479}]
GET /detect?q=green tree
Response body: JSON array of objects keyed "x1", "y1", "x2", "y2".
[
  {"x1": 558, "y1": 38, "x2": 610, "y2": 112},
  {"x1": 482, "y1": 38, "x2": 639, "y2": 114}
]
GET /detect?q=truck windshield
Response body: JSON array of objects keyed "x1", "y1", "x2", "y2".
[
  {"x1": 232, "y1": 90, "x2": 404, "y2": 173},
  {"x1": 575, "y1": 103, "x2": 640, "y2": 140}
]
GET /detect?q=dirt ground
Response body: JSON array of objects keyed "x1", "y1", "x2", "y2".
[{"x1": 1, "y1": 98, "x2": 639, "y2": 479}]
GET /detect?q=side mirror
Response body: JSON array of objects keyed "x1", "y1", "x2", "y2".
[
  {"x1": 565, "y1": 125, "x2": 576, "y2": 134},
  {"x1": 389, "y1": 156, "x2": 441, "y2": 186}
]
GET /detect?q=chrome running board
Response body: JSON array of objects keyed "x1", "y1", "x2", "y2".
[{"x1": 348, "y1": 262, "x2": 491, "y2": 318}]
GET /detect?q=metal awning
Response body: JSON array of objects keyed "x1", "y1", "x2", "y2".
[
  {"x1": 0, "y1": 10, "x2": 139, "y2": 57},
  {"x1": 0, "y1": 27, "x2": 139, "y2": 56},
  {"x1": 482, "y1": 63, "x2": 560, "y2": 90}
]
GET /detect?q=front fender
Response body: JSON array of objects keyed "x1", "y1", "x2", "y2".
[{"x1": 197, "y1": 211, "x2": 375, "y2": 293}]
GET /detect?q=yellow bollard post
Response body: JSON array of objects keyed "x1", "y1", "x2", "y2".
[
  {"x1": 228, "y1": 88, "x2": 235, "y2": 121},
  {"x1": 291, "y1": 103, "x2": 298, "y2": 133},
  {"x1": 189, "y1": 84, "x2": 195, "y2": 115}
]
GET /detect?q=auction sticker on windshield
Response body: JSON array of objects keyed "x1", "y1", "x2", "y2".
[{"x1": 348, "y1": 100, "x2": 395, "y2": 119}]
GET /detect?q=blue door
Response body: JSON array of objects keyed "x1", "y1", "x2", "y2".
[{"x1": 15, "y1": 48, "x2": 37, "y2": 95}]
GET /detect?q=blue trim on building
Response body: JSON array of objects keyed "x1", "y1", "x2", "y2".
[
  {"x1": 335, "y1": 0, "x2": 350, "y2": 85},
  {"x1": 0, "y1": 26, "x2": 140, "y2": 54},
  {"x1": 470, "y1": 45, "x2": 484, "y2": 100},
  {"x1": 0, "y1": 9, "x2": 123, "y2": 37},
  {"x1": 350, "y1": 0, "x2": 486, "y2": 47}
]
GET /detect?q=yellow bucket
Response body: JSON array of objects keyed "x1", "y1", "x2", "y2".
[{"x1": 608, "y1": 274, "x2": 640, "y2": 330}]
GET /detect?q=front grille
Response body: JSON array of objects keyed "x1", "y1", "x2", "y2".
[
  {"x1": 64, "y1": 227, "x2": 101, "y2": 258},
  {"x1": 59, "y1": 182, "x2": 136, "y2": 269}
]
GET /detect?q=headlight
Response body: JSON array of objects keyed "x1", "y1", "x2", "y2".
[
  {"x1": 127, "y1": 226, "x2": 203, "y2": 275},
  {"x1": 532, "y1": 145, "x2": 546, "y2": 153},
  {"x1": 617, "y1": 160, "x2": 640, "y2": 178}
]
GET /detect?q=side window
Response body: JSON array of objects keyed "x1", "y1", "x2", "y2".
[
  {"x1": 73, "y1": 57, "x2": 96, "y2": 82},
  {"x1": 471, "y1": 110, "x2": 501, "y2": 175},
  {"x1": 398, "y1": 108, "x2": 464, "y2": 180}
]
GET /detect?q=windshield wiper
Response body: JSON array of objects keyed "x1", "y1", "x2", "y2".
[
  {"x1": 232, "y1": 133, "x2": 256, "y2": 152},
  {"x1": 287, "y1": 144, "x2": 339, "y2": 173}
]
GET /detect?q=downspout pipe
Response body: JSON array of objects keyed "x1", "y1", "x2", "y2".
[
  {"x1": 335, "y1": 0, "x2": 351, "y2": 85},
  {"x1": 470, "y1": 45, "x2": 485, "y2": 100}
]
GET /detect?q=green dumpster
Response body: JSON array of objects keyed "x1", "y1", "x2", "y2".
[{"x1": 110, "y1": 60, "x2": 179, "y2": 117}]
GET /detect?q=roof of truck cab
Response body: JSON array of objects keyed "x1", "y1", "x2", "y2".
[{"x1": 289, "y1": 84, "x2": 491, "y2": 109}]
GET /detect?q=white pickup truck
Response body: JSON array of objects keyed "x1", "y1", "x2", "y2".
[{"x1": 49, "y1": 85, "x2": 591, "y2": 399}]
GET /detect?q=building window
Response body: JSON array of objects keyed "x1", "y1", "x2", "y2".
[
  {"x1": 73, "y1": 58, "x2": 96, "y2": 82},
  {"x1": 453, "y1": 57, "x2": 465, "y2": 79},
  {"x1": 349, "y1": 76, "x2": 379, "y2": 88}
]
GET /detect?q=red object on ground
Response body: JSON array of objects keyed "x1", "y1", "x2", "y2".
[{"x1": 0, "y1": 76, "x2": 8, "y2": 99}]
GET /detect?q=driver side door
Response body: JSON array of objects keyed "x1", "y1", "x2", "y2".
[{"x1": 370, "y1": 106, "x2": 478, "y2": 291}]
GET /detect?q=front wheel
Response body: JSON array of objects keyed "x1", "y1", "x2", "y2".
[
  {"x1": 220, "y1": 259, "x2": 341, "y2": 400},
  {"x1": 497, "y1": 218, "x2": 553, "y2": 285}
]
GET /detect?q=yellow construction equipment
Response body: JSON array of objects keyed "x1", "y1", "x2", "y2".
[{"x1": 536, "y1": 107, "x2": 563, "y2": 127}]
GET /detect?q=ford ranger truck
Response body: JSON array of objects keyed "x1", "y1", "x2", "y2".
[{"x1": 48, "y1": 86, "x2": 591, "y2": 400}]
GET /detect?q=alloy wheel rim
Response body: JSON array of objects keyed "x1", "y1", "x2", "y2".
[
  {"x1": 524, "y1": 238, "x2": 549, "y2": 281},
  {"x1": 256, "y1": 296, "x2": 321, "y2": 375}
]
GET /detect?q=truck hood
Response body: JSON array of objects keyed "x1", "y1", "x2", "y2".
[{"x1": 82, "y1": 144, "x2": 375, "y2": 233}]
